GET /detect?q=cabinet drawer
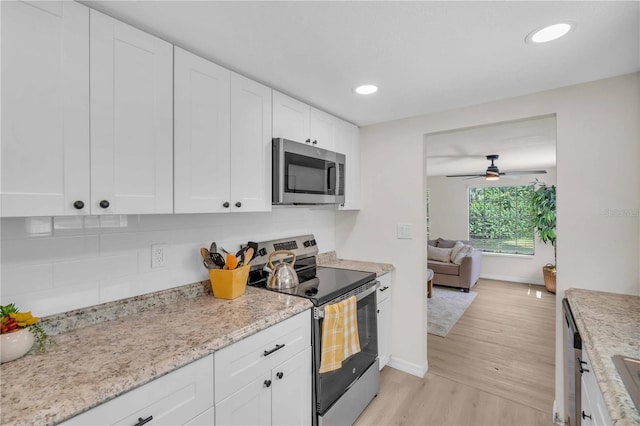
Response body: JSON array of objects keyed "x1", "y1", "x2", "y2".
[
  {"x1": 215, "y1": 310, "x2": 311, "y2": 403},
  {"x1": 377, "y1": 273, "x2": 392, "y2": 303},
  {"x1": 62, "y1": 355, "x2": 214, "y2": 425}
]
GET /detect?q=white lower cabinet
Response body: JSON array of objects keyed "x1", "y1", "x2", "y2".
[
  {"x1": 61, "y1": 355, "x2": 214, "y2": 425},
  {"x1": 214, "y1": 310, "x2": 312, "y2": 426},
  {"x1": 377, "y1": 273, "x2": 392, "y2": 369},
  {"x1": 580, "y1": 350, "x2": 612, "y2": 426}
]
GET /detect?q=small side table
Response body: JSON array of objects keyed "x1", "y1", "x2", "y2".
[{"x1": 427, "y1": 268, "x2": 434, "y2": 298}]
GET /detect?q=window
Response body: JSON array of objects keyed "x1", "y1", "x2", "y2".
[{"x1": 468, "y1": 185, "x2": 534, "y2": 255}]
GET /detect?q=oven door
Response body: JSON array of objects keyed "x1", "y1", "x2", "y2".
[{"x1": 313, "y1": 282, "x2": 378, "y2": 415}]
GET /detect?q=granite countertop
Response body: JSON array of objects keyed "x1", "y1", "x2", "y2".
[
  {"x1": 565, "y1": 288, "x2": 640, "y2": 425},
  {"x1": 317, "y1": 251, "x2": 395, "y2": 277},
  {"x1": 0, "y1": 283, "x2": 312, "y2": 426}
]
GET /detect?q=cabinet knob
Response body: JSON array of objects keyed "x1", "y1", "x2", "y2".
[
  {"x1": 276, "y1": 371, "x2": 284, "y2": 380},
  {"x1": 223, "y1": 202, "x2": 230, "y2": 208},
  {"x1": 377, "y1": 309, "x2": 380, "y2": 314},
  {"x1": 73, "y1": 200, "x2": 85, "y2": 210},
  {"x1": 264, "y1": 379, "x2": 272, "y2": 388},
  {"x1": 235, "y1": 202, "x2": 242, "y2": 208},
  {"x1": 312, "y1": 140, "x2": 318, "y2": 145},
  {"x1": 99, "y1": 200, "x2": 110, "y2": 209},
  {"x1": 305, "y1": 139, "x2": 311, "y2": 144}
]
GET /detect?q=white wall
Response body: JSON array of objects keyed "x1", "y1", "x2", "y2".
[
  {"x1": 428, "y1": 168, "x2": 557, "y2": 285},
  {"x1": 335, "y1": 73, "x2": 640, "y2": 420},
  {"x1": 1, "y1": 207, "x2": 336, "y2": 316}
]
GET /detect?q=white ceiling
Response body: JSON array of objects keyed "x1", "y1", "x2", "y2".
[
  {"x1": 426, "y1": 115, "x2": 557, "y2": 176},
  {"x1": 82, "y1": 1, "x2": 640, "y2": 128}
]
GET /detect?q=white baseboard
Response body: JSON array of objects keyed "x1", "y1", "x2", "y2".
[
  {"x1": 480, "y1": 273, "x2": 545, "y2": 286},
  {"x1": 387, "y1": 356, "x2": 428, "y2": 378}
]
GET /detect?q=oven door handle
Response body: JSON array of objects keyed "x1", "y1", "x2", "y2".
[{"x1": 314, "y1": 282, "x2": 379, "y2": 319}]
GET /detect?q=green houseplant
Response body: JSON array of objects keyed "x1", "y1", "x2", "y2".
[{"x1": 531, "y1": 179, "x2": 556, "y2": 293}]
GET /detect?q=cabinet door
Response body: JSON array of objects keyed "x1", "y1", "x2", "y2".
[
  {"x1": 90, "y1": 10, "x2": 173, "y2": 215},
  {"x1": 1, "y1": 1, "x2": 90, "y2": 217},
  {"x1": 272, "y1": 91, "x2": 310, "y2": 143},
  {"x1": 377, "y1": 296, "x2": 391, "y2": 370},
  {"x1": 272, "y1": 347, "x2": 312, "y2": 426},
  {"x1": 336, "y1": 121, "x2": 361, "y2": 210},
  {"x1": 230, "y1": 73, "x2": 272, "y2": 212},
  {"x1": 215, "y1": 375, "x2": 272, "y2": 426},
  {"x1": 174, "y1": 47, "x2": 231, "y2": 213},
  {"x1": 309, "y1": 107, "x2": 337, "y2": 151}
]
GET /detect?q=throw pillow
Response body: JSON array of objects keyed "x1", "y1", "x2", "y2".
[
  {"x1": 450, "y1": 241, "x2": 465, "y2": 263},
  {"x1": 452, "y1": 245, "x2": 473, "y2": 265},
  {"x1": 428, "y1": 245, "x2": 452, "y2": 262}
]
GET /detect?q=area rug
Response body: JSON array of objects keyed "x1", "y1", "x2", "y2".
[{"x1": 427, "y1": 286, "x2": 478, "y2": 337}]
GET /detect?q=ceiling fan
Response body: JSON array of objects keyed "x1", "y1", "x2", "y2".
[{"x1": 445, "y1": 155, "x2": 547, "y2": 181}]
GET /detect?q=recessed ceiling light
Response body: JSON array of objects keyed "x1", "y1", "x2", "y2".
[
  {"x1": 526, "y1": 23, "x2": 573, "y2": 44},
  {"x1": 354, "y1": 84, "x2": 378, "y2": 95}
]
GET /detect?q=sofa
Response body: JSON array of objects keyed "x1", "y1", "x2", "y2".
[{"x1": 427, "y1": 238, "x2": 482, "y2": 292}]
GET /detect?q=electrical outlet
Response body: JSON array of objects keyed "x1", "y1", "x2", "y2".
[{"x1": 151, "y1": 244, "x2": 167, "y2": 268}]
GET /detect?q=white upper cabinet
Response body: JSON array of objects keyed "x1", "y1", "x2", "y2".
[
  {"x1": 90, "y1": 10, "x2": 174, "y2": 215},
  {"x1": 1, "y1": 1, "x2": 90, "y2": 217},
  {"x1": 273, "y1": 91, "x2": 337, "y2": 151},
  {"x1": 308, "y1": 107, "x2": 337, "y2": 152},
  {"x1": 174, "y1": 46, "x2": 231, "y2": 213},
  {"x1": 173, "y1": 48, "x2": 271, "y2": 214},
  {"x1": 336, "y1": 121, "x2": 361, "y2": 210},
  {"x1": 272, "y1": 91, "x2": 310, "y2": 143},
  {"x1": 230, "y1": 73, "x2": 272, "y2": 212}
]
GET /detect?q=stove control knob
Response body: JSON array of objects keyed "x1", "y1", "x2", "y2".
[
  {"x1": 311, "y1": 239, "x2": 317, "y2": 246},
  {"x1": 304, "y1": 240, "x2": 311, "y2": 247},
  {"x1": 258, "y1": 248, "x2": 267, "y2": 257}
]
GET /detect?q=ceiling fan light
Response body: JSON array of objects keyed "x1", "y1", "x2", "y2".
[{"x1": 485, "y1": 175, "x2": 499, "y2": 181}]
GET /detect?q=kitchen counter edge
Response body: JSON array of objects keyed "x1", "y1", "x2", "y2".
[{"x1": 565, "y1": 288, "x2": 640, "y2": 426}]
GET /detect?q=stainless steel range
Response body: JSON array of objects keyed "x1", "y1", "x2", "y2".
[{"x1": 247, "y1": 235, "x2": 380, "y2": 426}]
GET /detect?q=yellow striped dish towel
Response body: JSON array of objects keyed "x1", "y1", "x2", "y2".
[{"x1": 318, "y1": 295, "x2": 361, "y2": 373}]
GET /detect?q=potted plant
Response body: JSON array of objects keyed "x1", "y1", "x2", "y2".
[
  {"x1": 531, "y1": 179, "x2": 556, "y2": 293},
  {"x1": 1, "y1": 303, "x2": 54, "y2": 363}
]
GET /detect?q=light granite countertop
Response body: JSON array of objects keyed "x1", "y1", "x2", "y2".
[
  {"x1": 316, "y1": 251, "x2": 395, "y2": 277},
  {"x1": 0, "y1": 282, "x2": 312, "y2": 426},
  {"x1": 565, "y1": 288, "x2": 640, "y2": 426}
]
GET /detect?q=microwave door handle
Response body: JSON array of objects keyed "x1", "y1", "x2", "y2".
[{"x1": 327, "y1": 163, "x2": 336, "y2": 192}]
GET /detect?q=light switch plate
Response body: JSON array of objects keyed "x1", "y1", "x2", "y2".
[{"x1": 396, "y1": 223, "x2": 413, "y2": 239}]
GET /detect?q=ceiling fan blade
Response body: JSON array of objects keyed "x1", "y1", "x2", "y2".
[
  {"x1": 445, "y1": 173, "x2": 485, "y2": 178},
  {"x1": 502, "y1": 170, "x2": 547, "y2": 176}
]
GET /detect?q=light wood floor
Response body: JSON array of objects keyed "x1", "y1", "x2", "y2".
[{"x1": 355, "y1": 279, "x2": 556, "y2": 426}]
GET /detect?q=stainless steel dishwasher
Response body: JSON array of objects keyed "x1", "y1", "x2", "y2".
[{"x1": 563, "y1": 298, "x2": 582, "y2": 426}]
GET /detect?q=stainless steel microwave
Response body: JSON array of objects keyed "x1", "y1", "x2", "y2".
[{"x1": 272, "y1": 138, "x2": 345, "y2": 205}]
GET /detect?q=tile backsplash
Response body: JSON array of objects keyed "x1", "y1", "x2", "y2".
[{"x1": 1, "y1": 206, "x2": 336, "y2": 316}]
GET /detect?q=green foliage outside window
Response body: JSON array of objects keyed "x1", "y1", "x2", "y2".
[{"x1": 468, "y1": 185, "x2": 534, "y2": 255}]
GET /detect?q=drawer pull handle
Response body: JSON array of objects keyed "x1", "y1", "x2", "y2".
[
  {"x1": 134, "y1": 415, "x2": 153, "y2": 426},
  {"x1": 264, "y1": 379, "x2": 272, "y2": 388},
  {"x1": 582, "y1": 411, "x2": 592, "y2": 420},
  {"x1": 263, "y1": 343, "x2": 285, "y2": 357},
  {"x1": 276, "y1": 371, "x2": 284, "y2": 379},
  {"x1": 577, "y1": 357, "x2": 590, "y2": 374},
  {"x1": 379, "y1": 286, "x2": 389, "y2": 292}
]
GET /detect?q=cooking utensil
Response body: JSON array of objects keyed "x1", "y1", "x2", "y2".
[
  {"x1": 243, "y1": 247, "x2": 254, "y2": 266},
  {"x1": 210, "y1": 252, "x2": 226, "y2": 268},
  {"x1": 263, "y1": 250, "x2": 299, "y2": 290},
  {"x1": 226, "y1": 253, "x2": 239, "y2": 270},
  {"x1": 246, "y1": 241, "x2": 258, "y2": 262},
  {"x1": 209, "y1": 242, "x2": 218, "y2": 255},
  {"x1": 200, "y1": 248, "x2": 216, "y2": 269}
]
